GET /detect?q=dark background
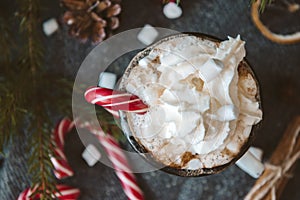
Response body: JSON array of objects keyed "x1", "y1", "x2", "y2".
[{"x1": 0, "y1": 0, "x2": 299, "y2": 199}]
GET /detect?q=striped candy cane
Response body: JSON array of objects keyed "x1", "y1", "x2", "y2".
[
  {"x1": 84, "y1": 86, "x2": 148, "y2": 114},
  {"x1": 80, "y1": 123, "x2": 144, "y2": 200},
  {"x1": 97, "y1": 134, "x2": 144, "y2": 200},
  {"x1": 19, "y1": 119, "x2": 143, "y2": 200},
  {"x1": 51, "y1": 118, "x2": 75, "y2": 179},
  {"x1": 17, "y1": 184, "x2": 80, "y2": 200}
]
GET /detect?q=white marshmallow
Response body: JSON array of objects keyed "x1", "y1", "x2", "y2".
[
  {"x1": 160, "y1": 53, "x2": 185, "y2": 66},
  {"x1": 186, "y1": 159, "x2": 203, "y2": 170},
  {"x1": 172, "y1": 63, "x2": 196, "y2": 79},
  {"x1": 98, "y1": 72, "x2": 117, "y2": 89},
  {"x1": 82, "y1": 144, "x2": 101, "y2": 167},
  {"x1": 138, "y1": 57, "x2": 151, "y2": 68},
  {"x1": 43, "y1": 18, "x2": 59, "y2": 36},
  {"x1": 198, "y1": 58, "x2": 224, "y2": 82},
  {"x1": 216, "y1": 104, "x2": 239, "y2": 121},
  {"x1": 236, "y1": 150, "x2": 265, "y2": 178},
  {"x1": 249, "y1": 146, "x2": 263, "y2": 161},
  {"x1": 163, "y1": 2, "x2": 183, "y2": 19},
  {"x1": 137, "y1": 24, "x2": 159, "y2": 45}
]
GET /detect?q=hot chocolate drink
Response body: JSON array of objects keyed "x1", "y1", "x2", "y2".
[{"x1": 119, "y1": 33, "x2": 262, "y2": 176}]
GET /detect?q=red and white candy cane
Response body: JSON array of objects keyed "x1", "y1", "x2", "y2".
[
  {"x1": 19, "y1": 119, "x2": 143, "y2": 200},
  {"x1": 51, "y1": 118, "x2": 75, "y2": 179},
  {"x1": 18, "y1": 184, "x2": 80, "y2": 200},
  {"x1": 97, "y1": 134, "x2": 144, "y2": 200},
  {"x1": 80, "y1": 123, "x2": 144, "y2": 200},
  {"x1": 84, "y1": 86, "x2": 148, "y2": 114}
]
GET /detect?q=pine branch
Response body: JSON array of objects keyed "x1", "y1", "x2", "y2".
[
  {"x1": 18, "y1": 0, "x2": 58, "y2": 198},
  {"x1": 0, "y1": 17, "x2": 24, "y2": 154},
  {"x1": 0, "y1": 18, "x2": 14, "y2": 65},
  {"x1": 0, "y1": 85, "x2": 24, "y2": 154},
  {"x1": 28, "y1": 119, "x2": 57, "y2": 199}
]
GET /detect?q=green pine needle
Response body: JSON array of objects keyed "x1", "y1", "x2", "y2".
[
  {"x1": 0, "y1": 0, "x2": 73, "y2": 198},
  {"x1": 17, "y1": 0, "x2": 59, "y2": 198},
  {"x1": 28, "y1": 122, "x2": 58, "y2": 199}
]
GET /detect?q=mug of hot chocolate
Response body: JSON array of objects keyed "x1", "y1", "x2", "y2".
[
  {"x1": 116, "y1": 33, "x2": 263, "y2": 176},
  {"x1": 84, "y1": 33, "x2": 263, "y2": 176}
]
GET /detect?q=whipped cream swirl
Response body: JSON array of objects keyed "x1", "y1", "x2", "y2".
[{"x1": 123, "y1": 35, "x2": 262, "y2": 169}]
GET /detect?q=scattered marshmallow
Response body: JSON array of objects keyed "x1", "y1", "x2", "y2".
[
  {"x1": 236, "y1": 149, "x2": 265, "y2": 178},
  {"x1": 163, "y1": 2, "x2": 183, "y2": 19},
  {"x1": 248, "y1": 146, "x2": 263, "y2": 161},
  {"x1": 42, "y1": 18, "x2": 59, "y2": 36},
  {"x1": 216, "y1": 104, "x2": 239, "y2": 121},
  {"x1": 82, "y1": 144, "x2": 101, "y2": 167},
  {"x1": 137, "y1": 24, "x2": 159, "y2": 46},
  {"x1": 198, "y1": 58, "x2": 224, "y2": 82},
  {"x1": 98, "y1": 72, "x2": 117, "y2": 89}
]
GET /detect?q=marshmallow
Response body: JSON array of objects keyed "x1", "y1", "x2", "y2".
[
  {"x1": 186, "y1": 159, "x2": 203, "y2": 170},
  {"x1": 138, "y1": 57, "x2": 151, "y2": 68},
  {"x1": 216, "y1": 104, "x2": 239, "y2": 121},
  {"x1": 236, "y1": 150, "x2": 265, "y2": 178},
  {"x1": 158, "y1": 66, "x2": 183, "y2": 88},
  {"x1": 160, "y1": 53, "x2": 185, "y2": 66},
  {"x1": 42, "y1": 18, "x2": 59, "y2": 36},
  {"x1": 137, "y1": 24, "x2": 159, "y2": 45},
  {"x1": 248, "y1": 146, "x2": 263, "y2": 161},
  {"x1": 172, "y1": 63, "x2": 196, "y2": 79},
  {"x1": 98, "y1": 72, "x2": 117, "y2": 89},
  {"x1": 163, "y1": 2, "x2": 183, "y2": 19},
  {"x1": 198, "y1": 58, "x2": 224, "y2": 82},
  {"x1": 82, "y1": 144, "x2": 101, "y2": 167}
]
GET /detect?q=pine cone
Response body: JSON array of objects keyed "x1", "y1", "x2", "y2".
[{"x1": 61, "y1": 0, "x2": 122, "y2": 43}]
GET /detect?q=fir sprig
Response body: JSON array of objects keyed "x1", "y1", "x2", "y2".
[
  {"x1": 18, "y1": 0, "x2": 59, "y2": 198},
  {"x1": 0, "y1": 0, "x2": 72, "y2": 198},
  {"x1": 0, "y1": 16, "x2": 24, "y2": 155}
]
